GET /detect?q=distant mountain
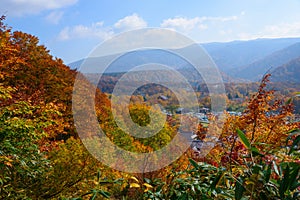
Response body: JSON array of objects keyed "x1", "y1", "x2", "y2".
[
  {"x1": 68, "y1": 37, "x2": 300, "y2": 83},
  {"x1": 229, "y1": 42, "x2": 300, "y2": 81},
  {"x1": 69, "y1": 45, "x2": 235, "y2": 86},
  {"x1": 270, "y1": 57, "x2": 300, "y2": 83},
  {"x1": 69, "y1": 38, "x2": 300, "y2": 73},
  {"x1": 202, "y1": 38, "x2": 300, "y2": 72},
  {"x1": 68, "y1": 49, "x2": 189, "y2": 73}
]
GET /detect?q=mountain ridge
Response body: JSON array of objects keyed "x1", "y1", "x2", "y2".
[
  {"x1": 68, "y1": 37, "x2": 300, "y2": 83},
  {"x1": 230, "y1": 42, "x2": 300, "y2": 81},
  {"x1": 270, "y1": 56, "x2": 300, "y2": 83}
]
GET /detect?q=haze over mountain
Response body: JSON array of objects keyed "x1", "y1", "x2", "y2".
[
  {"x1": 68, "y1": 37, "x2": 300, "y2": 83},
  {"x1": 229, "y1": 42, "x2": 300, "y2": 81},
  {"x1": 202, "y1": 37, "x2": 300, "y2": 72},
  {"x1": 69, "y1": 49, "x2": 189, "y2": 74},
  {"x1": 270, "y1": 56, "x2": 300, "y2": 83}
]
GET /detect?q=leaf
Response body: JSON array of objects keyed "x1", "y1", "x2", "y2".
[
  {"x1": 288, "y1": 135, "x2": 300, "y2": 155},
  {"x1": 289, "y1": 164, "x2": 300, "y2": 191},
  {"x1": 286, "y1": 129, "x2": 300, "y2": 144},
  {"x1": 130, "y1": 183, "x2": 140, "y2": 188},
  {"x1": 143, "y1": 183, "x2": 153, "y2": 192},
  {"x1": 177, "y1": 192, "x2": 188, "y2": 200},
  {"x1": 143, "y1": 183, "x2": 153, "y2": 188},
  {"x1": 237, "y1": 129, "x2": 251, "y2": 149},
  {"x1": 291, "y1": 182, "x2": 300, "y2": 191},
  {"x1": 252, "y1": 164, "x2": 263, "y2": 174},
  {"x1": 97, "y1": 170, "x2": 101, "y2": 182},
  {"x1": 279, "y1": 165, "x2": 290, "y2": 198},
  {"x1": 130, "y1": 176, "x2": 139, "y2": 183},
  {"x1": 287, "y1": 128, "x2": 300, "y2": 135},
  {"x1": 225, "y1": 179, "x2": 231, "y2": 188},
  {"x1": 90, "y1": 191, "x2": 97, "y2": 200},
  {"x1": 264, "y1": 163, "x2": 272, "y2": 183},
  {"x1": 189, "y1": 158, "x2": 199, "y2": 169},
  {"x1": 210, "y1": 171, "x2": 224, "y2": 190},
  {"x1": 98, "y1": 190, "x2": 111, "y2": 198},
  {"x1": 4, "y1": 161, "x2": 13, "y2": 167},
  {"x1": 250, "y1": 147, "x2": 263, "y2": 157},
  {"x1": 235, "y1": 177, "x2": 245, "y2": 200},
  {"x1": 144, "y1": 177, "x2": 151, "y2": 184},
  {"x1": 113, "y1": 178, "x2": 124, "y2": 184},
  {"x1": 273, "y1": 161, "x2": 281, "y2": 177}
]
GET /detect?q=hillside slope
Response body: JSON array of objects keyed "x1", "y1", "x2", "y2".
[
  {"x1": 270, "y1": 57, "x2": 300, "y2": 83},
  {"x1": 229, "y1": 42, "x2": 300, "y2": 81},
  {"x1": 0, "y1": 20, "x2": 110, "y2": 140},
  {"x1": 201, "y1": 37, "x2": 300, "y2": 72}
]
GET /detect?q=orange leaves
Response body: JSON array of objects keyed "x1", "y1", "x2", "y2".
[
  {"x1": 0, "y1": 16, "x2": 90, "y2": 140},
  {"x1": 239, "y1": 74, "x2": 295, "y2": 147},
  {"x1": 0, "y1": 156, "x2": 13, "y2": 167},
  {"x1": 211, "y1": 74, "x2": 298, "y2": 170}
]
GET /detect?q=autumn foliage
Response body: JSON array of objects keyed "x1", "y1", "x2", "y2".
[{"x1": 0, "y1": 16, "x2": 299, "y2": 199}]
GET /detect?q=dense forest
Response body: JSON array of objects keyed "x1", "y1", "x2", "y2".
[{"x1": 0, "y1": 16, "x2": 299, "y2": 199}]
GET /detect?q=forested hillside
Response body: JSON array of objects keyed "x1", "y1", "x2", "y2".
[
  {"x1": 271, "y1": 57, "x2": 300, "y2": 83},
  {"x1": 0, "y1": 17, "x2": 299, "y2": 199},
  {"x1": 231, "y1": 42, "x2": 300, "y2": 81}
]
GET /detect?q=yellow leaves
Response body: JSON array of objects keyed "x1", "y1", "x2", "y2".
[
  {"x1": 143, "y1": 183, "x2": 153, "y2": 188},
  {"x1": 129, "y1": 183, "x2": 140, "y2": 188},
  {"x1": 0, "y1": 83, "x2": 14, "y2": 101},
  {"x1": 128, "y1": 176, "x2": 153, "y2": 192},
  {"x1": 130, "y1": 176, "x2": 139, "y2": 183},
  {"x1": 1, "y1": 156, "x2": 14, "y2": 167},
  {"x1": 4, "y1": 161, "x2": 13, "y2": 167},
  {"x1": 143, "y1": 183, "x2": 153, "y2": 192},
  {"x1": 93, "y1": 180, "x2": 99, "y2": 185},
  {"x1": 232, "y1": 167, "x2": 243, "y2": 173},
  {"x1": 129, "y1": 176, "x2": 140, "y2": 188}
]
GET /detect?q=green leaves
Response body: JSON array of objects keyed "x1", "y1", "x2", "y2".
[
  {"x1": 231, "y1": 128, "x2": 300, "y2": 199},
  {"x1": 289, "y1": 135, "x2": 300, "y2": 155},
  {"x1": 286, "y1": 129, "x2": 300, "y2": 155},
  {"x1": 237, "y1": 129, "x2": 250, "y2": 149},
  {"x1": 188, "y1": 158, "x2": 199, "y2": 170},
  {"x1": 278, "y1": 163, "x2": 300, "y2": 199},
  {"x1": 235, "y1": 177, "x2": 246, "y2": 200},
  {"x1": 89, "y1": 189, "x2": 111, "y2": 199},
  {"x1": 143, "y1": 160, "x2": 234, "y2": 199},
  {"x1": 237, "y1": 129, "x2": 264, "y2": 157},
  {"x1": 264, "y1": 163, "x2": 272, "y2": 183},
  {"x1": 0, "y1": 99, "x2": 52, "y2": 199}
]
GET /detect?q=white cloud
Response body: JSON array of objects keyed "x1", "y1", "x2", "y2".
[
  {"x1": 161, "y1": 17, "x2": 204, "y2": 33},
  {"x1": 45, "y1": 11, "x2": 64, "y2": 24},
  {"x1": 160, "y1": 15, "x2": 238, "y2": 33},
  {"x1": 58, "y1": 22, "x2": 114, "y2": 41},
  {"x1": 238, "y1": 22, "x2": 300, "y2": 40},
  {"x1": 57, "y1": 13, "x2": 240, "y2": 43},
  {"x1": 58, "y1": 27, "x2": 70, "y2": 40},
  {"x1": 58, "y1": 14, "x2": 147, "y2": 41},
  {"x1": 114, "y1": 13, "x2": 147, "y2": 31},
  {"x1": 263, "y1": 22, "x2": 300, "y2": 38},
  {"x1": 0, "y1": 0, "x2": 78, "y2": 16}
]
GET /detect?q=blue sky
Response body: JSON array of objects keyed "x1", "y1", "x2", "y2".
[{"x1": 1, "y1": 0, "x2": 300, "y2": 63}]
